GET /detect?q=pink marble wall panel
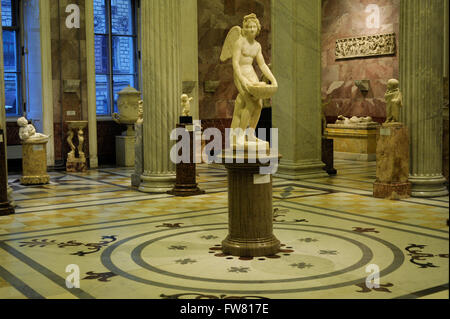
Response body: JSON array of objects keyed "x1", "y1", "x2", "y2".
[
  {"x1": 198, "y1": 0, "x2": 271, "y2": 120},
  {"x1": 322, "y1": 0, "x2": 399, "y2": 123}
]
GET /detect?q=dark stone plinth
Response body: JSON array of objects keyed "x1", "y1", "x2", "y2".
[
  {"x1": 0, "y1": 129, "x2": 14, "y2": 215},
  {"x1": 373, "y1": 181, "x2": 411, "y2": 199},
  {"x1": 168, "y1": 123, "x2": 204, "y2": 197},
  {"x1": 322, "y1": 137, "x2": 337, "y2": 175},
  {"x1": 180, "y1": 116, "x2": 193, "y2": 124}
]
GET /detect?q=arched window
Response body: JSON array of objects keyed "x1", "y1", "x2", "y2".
[{"x1": 94, "y1": 0, "x2": 138, "y2": 116}]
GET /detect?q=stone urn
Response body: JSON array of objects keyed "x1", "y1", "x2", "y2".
[{"x1": 113, "y1": 86, "x2": 141, "y2": 136}]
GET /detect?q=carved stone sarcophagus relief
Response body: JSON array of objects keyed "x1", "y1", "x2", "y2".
[{"x1": 335, "y1": 33, "x2": 396, "y2": 60}]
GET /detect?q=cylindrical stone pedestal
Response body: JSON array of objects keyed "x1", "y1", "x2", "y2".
[
  {"x1": 21, "y1": 141, "x2": 50, "y2": 185},
  {"x1": 168, "y1": 123, "x2": 204, "y2": 197},
  {"x1": 221, "y1": 152, "x2": 281, "y2": 257}
]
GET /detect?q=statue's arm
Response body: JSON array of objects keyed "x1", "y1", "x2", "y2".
[
  {"x1": 256, "y1": 44, "x2": 277, "y2": 86},
  {"x1": 232, "y1": 39, "x2": 248, "y2": 94}
]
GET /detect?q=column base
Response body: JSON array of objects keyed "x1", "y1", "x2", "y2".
[
  {"x1": 20, "y1": 175, "x2": 50, "y2": 185},
  {"x1": 167, "y1": 185, "x2": 205, "y2": 197},
  {"x1": 89, "y1": 156, "x2": 98, "y2": 169},
  {"x1": 222, "y1": 235, "x2": 281, "y2": 257},
  {"x1": 409, "y1": 175, "x2": 449, "y2": 198},
  {"x1": 275, "y1": 159, "x2": 328, "y2": 180},
  {"x1": 139, "y1": 173, "x2": 175, "y2": 193},
  {"x1": 0, "y1": 201, "x2": 14, "y2": 216},
  {"x1": 373, "y1": 181, "x2": 411, "y2": 199}
]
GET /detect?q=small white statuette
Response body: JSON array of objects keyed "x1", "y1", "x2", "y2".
[
  {"x1": 17, "y1": 117, "x2": 49, "y2": 143},
  {"x1": 181, "y1": 94, "x2": 193, "y2": 117}
]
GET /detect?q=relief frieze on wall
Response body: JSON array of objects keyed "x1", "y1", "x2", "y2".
[{"x1": 335, "y1": 33, "x2": 396, "y2": 60}]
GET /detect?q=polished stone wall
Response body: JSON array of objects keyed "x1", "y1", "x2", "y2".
[
  {"x1": 50, "y1": 0, "x2": 89, "y2": 162},
  {"x1": 321, "y1": 0, "x2": 400, "y2": 123},
  {"x1": 198, "y1": 0, "x2": 271, "y2": 120}
]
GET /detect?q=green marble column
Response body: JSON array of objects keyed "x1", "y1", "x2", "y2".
[
  {"x1": 271, "y1": 0, "x2": 327, "y2": 180},
  {"x1": 400, "y1": 0, "x2": 448, "y2": 197},
  {"x1": 139, "y1": 0, "x2": 181, "y2": 193}
]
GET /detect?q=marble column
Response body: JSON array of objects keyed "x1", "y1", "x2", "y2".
[
  {"x1": 85, "y1": 0, "x2": 98, "y2": 168},
  {"x1": 39, "y1": 0, "x2": 55, "y2": 167},
  {"x1": 271, "y1": 0, "x2": 327, "y2": 180},
  {"x1": 139, "y1": 0, "x2": 181, "y2": 193},
  {"x1": 400, "y1": 0, "x2": 448, "y2": 197},
  {"x1": 0, "y1": 4, "x2": 15, "y2": 207}
]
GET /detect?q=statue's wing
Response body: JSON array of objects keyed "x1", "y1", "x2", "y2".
[{"x1": 220, "y1": 26, "x2": 242, "y2": 62}]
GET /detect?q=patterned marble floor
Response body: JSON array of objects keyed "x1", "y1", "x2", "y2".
[{"x1": 0, "y1": 160, "x2": 448, "y2": 299}]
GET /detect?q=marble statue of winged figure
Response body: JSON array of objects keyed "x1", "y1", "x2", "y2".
[
  {"x1": 219, "y1": 14, "x2": 278, "y2": 147},
  {"x1": 220, "y1": 26, "x2": 242, "y2": 63}
]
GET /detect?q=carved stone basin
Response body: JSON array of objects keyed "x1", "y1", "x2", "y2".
[
  {"x1": 67, "y1": 121, "x2": 88, "y2": 130},
  {"x1": 247, "y1": 82, "x2": 278, "y2": 99}
]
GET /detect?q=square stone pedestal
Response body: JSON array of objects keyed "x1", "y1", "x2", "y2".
[
  {"x1": 21, "y1": 142, "x2": 50, "y2": 185},
  {"x1": 373, "y1": 123, "x2": 411, "y2": 200},
  {"x1": 116, "y1": 135, "x2": 135, "y2": 167},
  {"x1": 325, "y1": 125, "x2": 379, "y2": 161}
]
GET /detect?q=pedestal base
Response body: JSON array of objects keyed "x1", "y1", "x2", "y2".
[
  {"x1": 322, "y1": 138, "x2": 337, "y2": 175},
  {"x1": 222, "y1": 235, "x2": 280, "y2": 257},
  {"x1": 373, "y1": 181, "x2": 411, "y2": 199},
  {"x1": 167, "y1": 185, "x2": 205, "y2": 197},
  {"x1": 326, "y1": 126, "x2": 378, "y2": 162},
  {"x1": 20, "y1": 175, "x2": 50, "y2": 185},
  {"x1": 67, "y1": 158, "x2": 87, "y2": 172},
  {"x1": 116, "y1": 135, "x2": 135, "y2": 167},
  {"x1": 221, "y1": 150, "x2": 281, "y2": 257},
  {"x1": 21, "y1": 142, "x2": 50, "y2": 185}
]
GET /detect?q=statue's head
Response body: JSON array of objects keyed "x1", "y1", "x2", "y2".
[
  {"x1": 17, "y1": 117, "x2": 28, "y2": 127},
  {"x1": 181, "y1": 94, "x2": 189, "y2": 102},
  {"x1": 243, "y1": 13, "x2": 261, "y2": 37},
  {"x1": 387, "y1": 79, "x2": 399, "y2": 90}
]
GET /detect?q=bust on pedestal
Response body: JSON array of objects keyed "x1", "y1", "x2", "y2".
[
  {"x1": 219, "y1": 14, "x2": 281, "y2": 257},
  {"x1": 17, "y1": 117, "x2": 50, "y2": 185},
  {"x1": 66, "y1": 121, "x2": 88, "y2": 172},
  {"x1": 373, "y1": 79, "x2": 411, "y2": 199}
]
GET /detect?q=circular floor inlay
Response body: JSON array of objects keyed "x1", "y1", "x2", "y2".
[{"x1": 100, "y1": 223, "x2": 404, "y2": 294}]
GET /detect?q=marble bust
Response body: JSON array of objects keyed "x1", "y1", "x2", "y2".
[
  {"x1": 220, "y1": 13, "x2": 278, "y2": 148},
  {"x1": 181, "y1": 94, "x2": 192, "y2": 117},
  {"x1": 17, "y1": 117, "x2": 49, "y2": 143},
  {"x1": 384, "y1": 79, "x2": 402, "y2": 123}
]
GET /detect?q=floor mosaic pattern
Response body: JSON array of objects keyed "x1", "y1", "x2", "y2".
[{"x1": 0, "y1": 160, "x2": 448, "y2": 299}]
